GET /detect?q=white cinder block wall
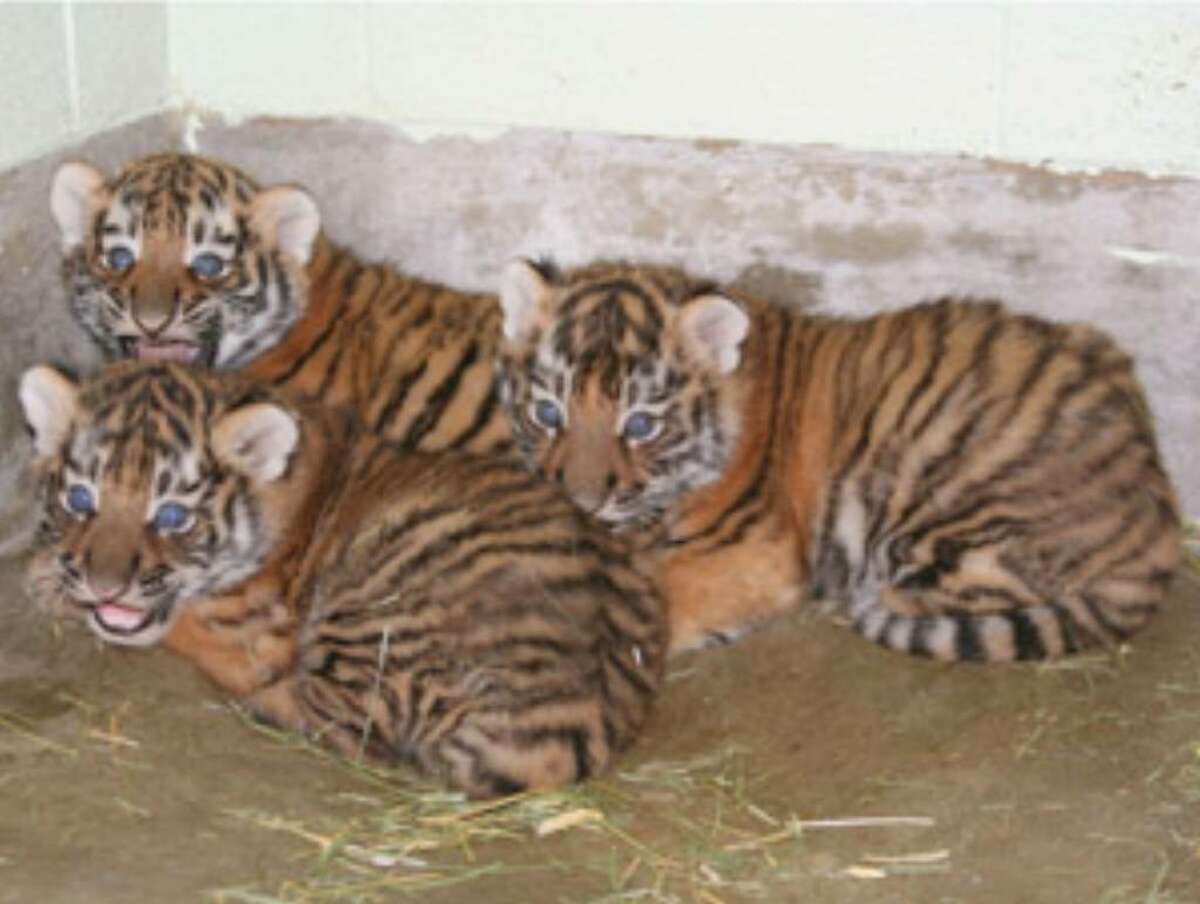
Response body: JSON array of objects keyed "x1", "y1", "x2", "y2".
[
  {"x1": 2, "y1": 4, "x2": 1198, "y2": 174},
  {"x1": 166, "y1": 4, "x2": 1200, "y2": 174},
  {"x1": 0, "y1": 2, "x2": 168, "y2": 169}
]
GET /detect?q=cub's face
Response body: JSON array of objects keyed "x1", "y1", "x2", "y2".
[
  {"x1": 51, "y1": 153, "x2": 321, "y2": 369},
  {"x1": 495, "y1": 260, "x2": 749, "y2": 530},
  {"x1": 19, "y1": 361, "x2": 300, "y2": 647}
]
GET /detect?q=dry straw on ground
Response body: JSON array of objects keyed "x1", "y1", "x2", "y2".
[{"x1": 208, "y1": 712, "x2": 940, "y2": 903}]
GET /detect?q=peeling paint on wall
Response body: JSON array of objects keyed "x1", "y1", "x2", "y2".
[
  {"x1": 1107, "y1": 246, "x2": 1200, "y2": 268},
  {"x1": 810, "y1": 222, "x2": 926, "y2": 263},
  {"x1": 0, "y1": 114, "x2": 1197, "y2": 553}
]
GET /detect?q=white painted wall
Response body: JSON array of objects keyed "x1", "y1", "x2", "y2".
[
  {"x1": 4, "y1": 4, "x2": 1198, "y2": 175},
  {"x1": 169, "y1": 3, "x2": 1200, "y2": 176},
  {"x1": 0, "y1": 2, "x2": 168, "y2": 169}
]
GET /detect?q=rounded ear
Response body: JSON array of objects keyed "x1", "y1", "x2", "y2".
[
  {"x1": 211, "y1": 403, "x2": 299, "y2": 482},
  {"x1": 499, "y1": 258, "x2": 554, "y2": 342},
  {"x1": 19, "y1": 365, "x2": 80, "y2": 457},
  {"x1": 249, "y1": 185, "x2": 321, "y2": 265},
  {"x1": 50, "y1": 161, "x2": 107, "y2": 250},
  {"x1": 676, "y1": 294, "x2": 750, "y2": 375}
]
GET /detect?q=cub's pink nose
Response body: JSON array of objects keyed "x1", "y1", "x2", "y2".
[{"x1": 87, "y1": 575, "x2": 129, "y2": 601}]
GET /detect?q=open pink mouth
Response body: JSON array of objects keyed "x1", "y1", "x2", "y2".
[
  {"x1": 135, "y1": 340, "x2": 201, "y2": 362},
  {"x1": 93, "y1": 601, "x2": 155, "y2": 636}
]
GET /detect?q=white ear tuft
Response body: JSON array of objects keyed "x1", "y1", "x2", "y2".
[
  {"x1": 250, "y1": 186, "x2": 321, "y2": 264},
  {"x1": 50, "y1": 161, "x2": 107, "y2": 250},
  {"x1": 499, "y1": 258, "x2": 552, "y2": 342},
  {"x1": 212, "y1": 403, "x2": 299, "y2": 482},
  {"x1": 677, "y1": 294, "x2": 750, "y2": 375},
  {"x1": 19, "y1": 366, "x2": 80, "y2": 457}
]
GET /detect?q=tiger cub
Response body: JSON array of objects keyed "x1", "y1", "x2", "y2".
[
  {"x1": 51, "y1": 153, "x2": 509, "y2": 454},
  {"x1": 495, "y1": 260, "x2": 1181, "y2": 661},
  {"x1": 20, "y1": 360, "x2": 665, "y2": 796}
]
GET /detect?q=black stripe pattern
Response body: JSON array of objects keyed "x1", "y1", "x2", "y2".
[
  {"x1": 496, "y1": 262, "x2": 1182, "y2": 662},
  {"x1": 26, "y1": 360, "x2": 665, "y2": 797},
  {"x1": 61, "y1": 153, "x2": 512, "y2": 458}
]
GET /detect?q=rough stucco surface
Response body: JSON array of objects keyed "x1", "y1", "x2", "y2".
[{"x1": 0, "y1": 113, "x2": 1196, "y2": 556}]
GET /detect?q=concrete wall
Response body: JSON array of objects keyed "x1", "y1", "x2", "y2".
[
  {"x1": 0, "y1": 2, "x2": 168, "y2": 169},
  {"x1": 3, "y1": 5, "x2": 1198, "y2": 174},
  {"x1": 0, "y1": 5, "x2": 1197, "y2": 542},
  {"x1": 167, "y1": 4, "x2": 1200, "y2": 175},
  {"x1": 0, "y1": 115, "x2": 1196, "y2": 555}
]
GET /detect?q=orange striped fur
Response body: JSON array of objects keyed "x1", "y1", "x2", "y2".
[
  {"x1": 51, "y1": 153, "x2": 510, "y2": 454},
  {"x1": 20, "y1": 360, "x2": 664, "y2": 796},
  {"x1": 496, "y1": 260, "x2": 1182, "y2": 661}
]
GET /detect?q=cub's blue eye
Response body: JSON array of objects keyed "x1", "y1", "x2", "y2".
[
  {"x1": 531, "y1": 399, "x2": 564, "y2": 432},
  {"x1": 190, "y1": 253, "x2": 226, "y2": 279},
  {"x1": 64, "y1": 484, "x2": 96, "y2": 516},
  {"x1": 622, "y1": 411, "x2": 661, "y2": 443},
  {"x1": 104, "y1": 247, "x2": 135, "y2": 273},
  {"x1": 153, "y1": 502, "x2": 192, "y2": 533}
]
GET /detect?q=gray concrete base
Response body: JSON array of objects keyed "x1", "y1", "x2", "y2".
[{"x1": 1, "y1": 112, "x2": 1196, "y2": 555}]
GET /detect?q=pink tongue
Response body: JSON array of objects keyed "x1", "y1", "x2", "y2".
[
  {"x1": 138, "y1": 341, "x2": 197, "y2": 362},
  {"x1": 95, "y1": 602, "x2": 150, "y2": 632}
]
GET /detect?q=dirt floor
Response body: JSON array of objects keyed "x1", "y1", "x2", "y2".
[{"x1": 2, "y1": 549, "x2": 1198, "y2": 904}]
